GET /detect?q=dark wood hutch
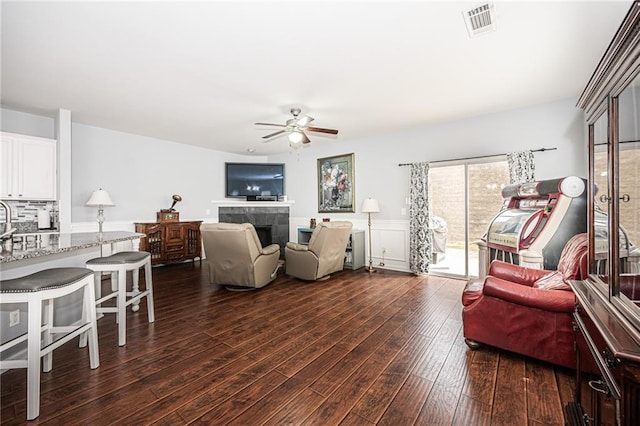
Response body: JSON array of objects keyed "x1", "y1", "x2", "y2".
[
  {"x1": 567, "y1": 2, "x2": 640, "y2": 425},
  {"x1": 135, "y1": 213, "x2": 202, "y2": 266}
]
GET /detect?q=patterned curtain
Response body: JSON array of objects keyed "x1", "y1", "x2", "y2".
[
  {"x1": 506, "y1": 150, "x2": 535, "y2": 184},
  {"x1": 409, "y1": 162, "x2": 431, "y2": 275}
]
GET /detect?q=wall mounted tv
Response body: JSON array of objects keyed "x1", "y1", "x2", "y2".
[{"x1": 225, "y1": 162, "x2": 285, "y2": 199}]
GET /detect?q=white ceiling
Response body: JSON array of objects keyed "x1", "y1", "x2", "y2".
[{"x1": 0, "y1": 1, "x2": 633, "y2": 155}]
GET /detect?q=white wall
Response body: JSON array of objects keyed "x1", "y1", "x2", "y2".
[
  {"x1": 2, "y1": 97, "x2": 587, "y2": 272},
  {"x1": 269, "y1": 97, "x2": 587, "y2": 221},
  {"x1": 70, "y1": 124, "x2": 262, "y2": 224},
  {"x1": 0, "y1": 108, "x2": 55, "y2": 139}
]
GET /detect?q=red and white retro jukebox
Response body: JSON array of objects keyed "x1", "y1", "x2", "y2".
[{"x1": 483, "y1": 176, "x2": 587, "y2": 272}]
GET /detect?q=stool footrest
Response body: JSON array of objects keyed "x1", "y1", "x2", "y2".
[
  {"x1": 0, "y1": 332, "x2": 29, "y2": 353},
  {"x1": 125, "y1": 290, "x2": 150, "y2": 306},
  {"x1": 96, "y1": 306, "x2": 118, "y2": 314},
  {"x1": 1, "y1": 359, "x2": 29, "y2": 369},
  {"x1": 0, "y1": 318, "x2": 92, "y2": 353},
  {"x1": 41, "y1": 323, "x2": 94, "y2": 357},
  {"x1": 96, "y1": 292, "x2": 117, "y2": 305}
]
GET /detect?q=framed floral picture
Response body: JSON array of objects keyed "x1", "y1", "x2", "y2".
[{"x1": 317, "y1": 153, "x2": 355, "y2": 213}]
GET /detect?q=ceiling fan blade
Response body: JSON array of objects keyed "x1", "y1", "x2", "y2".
[
  {"x1": 301, "y1": 132, "x2": 311, "y2": 144},
  {"x1": 296, "y1": 115, "x2": 314, "y2": 127},
  {"x1": 254, "y1": 122, "x2": 286, "y2": 127},
  {"x1": 262, "y1": 129, "x2": 287, "y2": 139},
  {"x1": 307, "y1": 126, "x2": 339, "y2": 135}
]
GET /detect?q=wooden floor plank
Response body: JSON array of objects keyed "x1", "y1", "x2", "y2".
[
  {"x1": 460, "y1": 346, "x2": 499, "y2": 405},
  {"x1": 0, "y1": 263, "x2": 575, "y2": 425},
  {"x1": 491, "y1": 352, "x2": 528, "y2": 426},
  {"x1": 261, "y1": 387, "x2": 326, "y2": 426},
  {"x1": 414, "y1": 330, "x2": 470, "y2": 426},
  {"x1": 556, "y1": 367, "x2": 576, "y2": 412},
  {"x1": 191, "y1": 370, "x2": 289, "y2": 424},
  {"x1": 349, "y1": 334, "x2": 433, "y2": 423},
  {"x1": 340, "y1": 412, "x2": 376, "y2": 425},
  {"x1": 377, "y1": 374, "x2": 434, "y2": 426},
  {"x1": 451, "y1": 394, "x2": 492, "y2": 426},
  {"x1": 302, "y1": 357, "x2": 387, "y2": 426},
  {"x1": 229, "y1": 376, "x2": 310, "y2": 425},
  {"x1": 525, "y1": 361, "x2": 565, "y2": 425}
]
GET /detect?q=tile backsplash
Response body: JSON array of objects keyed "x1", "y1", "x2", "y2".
[{"x1": 0, "y1": 200, "x2": 58, "y2": 228}]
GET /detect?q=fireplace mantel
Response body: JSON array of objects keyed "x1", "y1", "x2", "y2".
[{"x1": 211, "y1": 199, "x2": 295, "y2": 208}]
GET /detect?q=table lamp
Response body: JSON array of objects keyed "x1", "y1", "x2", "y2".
[{"x1": 85, "y1": 188, "x2": 115, "y2": 237}]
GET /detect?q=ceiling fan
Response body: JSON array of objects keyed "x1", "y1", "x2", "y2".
[{"x1": 255, "y1": 108, "x2": 339, "y2": 146}]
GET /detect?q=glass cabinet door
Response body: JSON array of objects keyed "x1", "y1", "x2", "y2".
[
  {"x1": 616, "y1": 75, "x2": 640, "y2": 309},
  {"x1": 592, "y1": 110, "x2": 610, "y2": 283}
]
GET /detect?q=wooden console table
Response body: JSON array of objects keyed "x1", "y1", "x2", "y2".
[{"x1": 135, "y1": 221, "x2": 201, "y2": 266}]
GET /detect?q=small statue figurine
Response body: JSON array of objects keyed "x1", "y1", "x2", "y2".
[{"x1": 310, "y1": 218, "x2": 316, "y2": 228}]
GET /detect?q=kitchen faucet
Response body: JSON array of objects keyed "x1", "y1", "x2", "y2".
[{"x1": 0, "y1": 199, "x2": 16, "y2": 251}]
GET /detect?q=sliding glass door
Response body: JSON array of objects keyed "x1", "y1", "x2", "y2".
[{"x1": 428, "y1": 159, "x2": 508, "y2": 278}]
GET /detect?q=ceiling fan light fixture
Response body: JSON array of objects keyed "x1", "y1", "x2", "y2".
[
  {"x1": 256, "y1": 108, "x2": 338, "y2": 148},
  {"x1": 289, "y1": 140, "x2": 303, "y2": 150},
  {"x1": 288, "y1": 131, "x2": 304, "y2": 143}
]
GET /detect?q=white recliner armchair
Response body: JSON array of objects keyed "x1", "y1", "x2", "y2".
[
  {"x1": 285, "y1": 221, "x2": 353, "y2": 281},
  {"x1": 200, "y1": 223, "x2": 281, "y2": 290}
]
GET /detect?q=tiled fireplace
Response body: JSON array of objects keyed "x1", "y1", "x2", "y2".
[{"x1": 219, "y1": 205, "x2": 289, "y2": 256}]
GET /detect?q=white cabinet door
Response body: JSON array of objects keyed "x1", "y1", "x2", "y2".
[
  {"x1": 0, "y1": 132, "x2": 57, "y2": 200},
  {"x1": 18, "y1": 138, "x2": 56, "y2": 199},
  {"x1": 0, "y1": 135, "x2": 15, "y2": 198}
]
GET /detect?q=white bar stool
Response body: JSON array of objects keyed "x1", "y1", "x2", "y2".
[
  {"x1": 84, "y1": 251, "x2": 154, "y2": 346},
  {"x1": 0, "y1": 267, "x2": 100, "y2": 421}
]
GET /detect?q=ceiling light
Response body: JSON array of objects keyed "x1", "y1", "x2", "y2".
[{"x1": 288, "y1": 131, "x2": 303, "y2": 143}]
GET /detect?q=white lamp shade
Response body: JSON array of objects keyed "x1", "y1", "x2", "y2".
[
  {"x1": 288, "y1": 131, "x2": 304, "y2": 143},
  {"x1": 85, "y1": 189, "x2": 115, "y2": 207},
  {"x1": 361, "y1": 198, "x2": 380, "y2": 213}
]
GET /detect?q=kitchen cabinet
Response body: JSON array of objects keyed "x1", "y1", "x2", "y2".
[
  {"x1": 135, "y1": 221, "x2": 202, "y2": 266},
  {"x1": 0, "y1": 132, "x2": 57, "y2": 200}
]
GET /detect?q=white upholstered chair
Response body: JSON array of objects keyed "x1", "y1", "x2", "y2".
[
  {"x1": 285, "y1": 221, "x2": 353, "y2": 281},
  {"x1": 200, "y1": 222, "x2": 281, "y2": 290}
]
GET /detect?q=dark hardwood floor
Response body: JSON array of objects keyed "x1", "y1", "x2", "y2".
[{"x1": 1, "y1": 262, "x2": 574, "y2": 425}]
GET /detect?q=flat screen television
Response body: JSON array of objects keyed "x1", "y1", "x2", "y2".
[{"x1": 225, "y1": 162, "x2": 285, "y2": 198}]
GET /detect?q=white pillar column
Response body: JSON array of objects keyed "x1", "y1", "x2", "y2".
[{"x1": 56, "y1": 109, "x2": 72, "y2": 233}]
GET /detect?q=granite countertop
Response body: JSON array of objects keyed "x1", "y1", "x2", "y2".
[
  {"x1": 14, "y1": 230, "x2": 60, "y2": 237},
  {"x1": 0, "y1": 231, "x2": 145, "y2": 263}
]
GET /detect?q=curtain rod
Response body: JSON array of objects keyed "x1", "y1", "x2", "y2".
[
  {"x1": 594, "y1": 139, "x2": 639, "y2": 146},
  {"x1": 398, "y1": 147, "x2": 557, "y2": 167}
]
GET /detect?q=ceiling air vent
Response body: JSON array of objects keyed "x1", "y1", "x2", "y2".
[{"x1": 463, "y1": 3, "x2": 497, "y2": 38}]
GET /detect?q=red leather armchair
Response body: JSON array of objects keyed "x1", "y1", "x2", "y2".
[{"x1": 462, "y1": 233, "x2": 588, "y2": 369}]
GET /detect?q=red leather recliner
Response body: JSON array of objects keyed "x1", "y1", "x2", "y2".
[{"x1": 462, "y1": 233, "x2": 588, "y2": 369}]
